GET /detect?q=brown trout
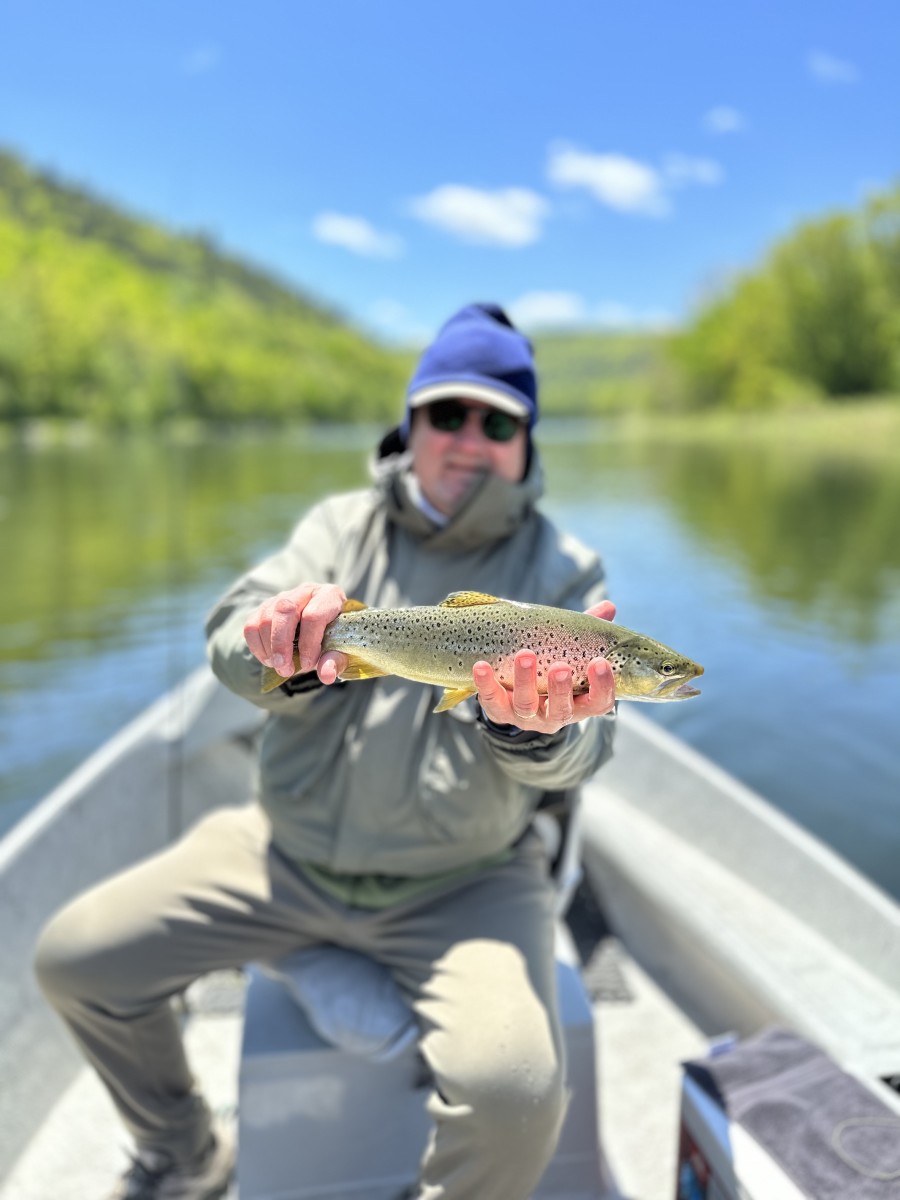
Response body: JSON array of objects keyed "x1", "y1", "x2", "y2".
[{"x1": 260, "y1": 590, "x2": 703, "y2": 711}]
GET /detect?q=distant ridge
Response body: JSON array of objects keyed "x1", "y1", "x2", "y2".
[
  {"x1": 0, "y1": 149, "x2": 333, "y2": 322},
  {"x1": 531, "y1": 329, "x2": 671, "y2": 415},
  {"x1": 0, "y1": 148, "x2": 408, "y2": 425}
]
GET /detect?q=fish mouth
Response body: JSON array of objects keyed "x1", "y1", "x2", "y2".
[
  {"x1": 656, "y1": 666, "x2": 704, "y2": 700},
  {"x1": 670, "y1": 682, "x2": 702, "y2": 699}
]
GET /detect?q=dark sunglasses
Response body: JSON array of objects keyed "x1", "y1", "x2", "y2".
[{"x1": 425, "y1": 399, "x2": 523, "y2": 443}]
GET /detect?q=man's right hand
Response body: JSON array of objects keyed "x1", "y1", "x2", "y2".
[{"x1": 243, "y1": 583, "x2": 349, "y2": 684}]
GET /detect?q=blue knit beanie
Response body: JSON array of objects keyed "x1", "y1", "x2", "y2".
[{"x1": 400, "y1": 303, "x2": 537, "y2": 442}]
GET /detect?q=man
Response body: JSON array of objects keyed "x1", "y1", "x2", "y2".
[{"x1": 35, "y1": 302, "x2": 617, "y2": 1200}]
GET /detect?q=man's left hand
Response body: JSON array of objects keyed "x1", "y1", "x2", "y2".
[{"x1": 473, "y1": 600, "x2": 617, "y2": 735}]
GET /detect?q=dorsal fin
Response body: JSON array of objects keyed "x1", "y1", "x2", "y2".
[
  {"x1": 439, "y1": 591, "x2": 500, "y2": 608},
  {"x1": 341, "y1": 598, "x2": 368, "y2": 613}
]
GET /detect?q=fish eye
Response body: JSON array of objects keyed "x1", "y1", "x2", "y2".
[{"x1": 660, "y1": 663, "x2": 677, "y2": 675}]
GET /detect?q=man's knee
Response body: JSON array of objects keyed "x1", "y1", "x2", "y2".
[
  {"x1": 33, "y1": 896, "x2": 118, "y2": 1006},
  {"x1": 457, "y1": 1055, "x2": 568, "y2": 1156},
  {"x1": 493, "y1": 1065, "x2": 567, "y2": 1151}
]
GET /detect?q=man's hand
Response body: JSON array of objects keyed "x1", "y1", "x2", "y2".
[
  {"x1": 473, "y1": 600, "x2": 617, "y2": 735},
  {"x1": 243, "y1": 582, "x2": 349, "y2": 685}
]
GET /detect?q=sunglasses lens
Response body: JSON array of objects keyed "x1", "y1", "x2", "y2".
[
  {"x1": 482, "y1": 411, "x2": 519, "y2": 442},
  {"x1": 427, "y1": 400, "x2": 466, "y2": 432},
  {"x1": 425, "y1": 400, "x2": 522, "y2": 442}
]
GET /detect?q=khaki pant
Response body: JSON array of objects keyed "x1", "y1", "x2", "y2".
[{"x1": 34, "y1": 804, "x2": 568, "y2": 1200}]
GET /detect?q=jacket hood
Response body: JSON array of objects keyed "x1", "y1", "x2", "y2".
[{"x1": 371, "y1": 427, "x2": 544, "y2": 553}]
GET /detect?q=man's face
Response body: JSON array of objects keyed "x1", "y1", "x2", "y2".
[{"x1": 408, "y1": 398, "x2": 528, "y2": 517}]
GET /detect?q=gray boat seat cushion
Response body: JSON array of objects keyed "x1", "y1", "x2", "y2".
[{"x1": 262, "y1": 946, "x2": 418, "y2": 1061}]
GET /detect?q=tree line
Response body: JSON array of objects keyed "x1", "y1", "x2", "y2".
[
  {"x1": 1, "y1": 148, "x2": 897, "y2": 424},
  {"x1": 670, "y1": 183, "x2": 900, "y2": 408}
]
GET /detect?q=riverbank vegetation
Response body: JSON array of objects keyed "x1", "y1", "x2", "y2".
[
  {"x1": 1, "y1": 149, "x2": 898, "y2": 425},
  {"x1": 599, "y1": 397, "x2": 900, "y2": 463}
]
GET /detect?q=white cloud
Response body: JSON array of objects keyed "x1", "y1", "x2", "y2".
[
  {"x1": 509, "y1": 291, "x2": 588, "y2": 329},
  {"x1": 808, "y1": 50, "x2": 859, "y2": 84},
  {"x1": 508, "y1": 291, "x2": 674, "y2": 333},
  {"x1": 663, "y1": 154, "x2": 724, "y2": 188},
  {"x1": 547, "y1": 143, "x2": 723, "y2": 218},
  {"x1": 703, "y1": 106, "x2": 746, "y2": 134},
  {"x1": 547, "y1": 145, "x2": 669, "y2": 217},
  {"x1": 182, "y1": 44, "x2": 222, "y2": 76},
  {"x1": 408, "y1": 185, "x2": 549, "y2": 246},
  {"x1": 311, "y1": 212, "x2": 404, "y2": 258}
]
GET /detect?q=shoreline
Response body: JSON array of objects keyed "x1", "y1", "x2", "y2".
[{"x1": 1, "y1": 397, "x2": 898, "y2": 457}]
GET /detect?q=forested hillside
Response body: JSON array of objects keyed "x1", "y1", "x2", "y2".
[
  {"x1": 671, "y1": 183, "x2": 900, "y2": 409},
  {"x1": 0, "y1": 151, "x2": 408, "y2": 425},
  {"x1": 532, "y1": 330, "x2": 671, "y2": 414}
]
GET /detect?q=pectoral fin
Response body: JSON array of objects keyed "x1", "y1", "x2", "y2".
[
  {"x1": 433, "y1": 685, "x2": 478, "y2": 713},
  {"x1": 338, "y1": 653, "x2": 388, "y2": 682},
  {"x1": 439, "y1": 591, "x2": 500, "y2": 608}
]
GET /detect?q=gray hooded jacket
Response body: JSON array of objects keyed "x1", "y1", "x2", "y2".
[{"x1": 205, "y1": 442, "x2": 615, "y2": 878}]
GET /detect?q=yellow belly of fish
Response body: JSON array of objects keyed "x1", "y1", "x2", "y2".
[{"x1": 327, "y1": 638, "x2": 587, "y2": 713}]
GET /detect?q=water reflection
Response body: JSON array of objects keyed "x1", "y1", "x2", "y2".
[
  {"x1": 0, "y1": 431, "x2": 372, "y2": 674},
  {"x1": 661, "y1": 446, "x2": 900, "y2": 645},
  {"x1": 540, "y1": 432, "x2": 900, "y2": 645}
]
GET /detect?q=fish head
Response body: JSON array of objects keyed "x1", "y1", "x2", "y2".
[{"x1": 606, "y1": 637, "x2": 704, "y2": 701}]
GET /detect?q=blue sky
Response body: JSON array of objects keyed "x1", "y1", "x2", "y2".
[{"x1": 1, "y1": 1, "x2": 897, "y2": 344}]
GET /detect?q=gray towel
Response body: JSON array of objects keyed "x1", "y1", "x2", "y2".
[{"x1": 683, "y1": 1028, "x2": 900, "y2": 1199}]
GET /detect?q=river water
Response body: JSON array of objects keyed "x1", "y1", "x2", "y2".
[{"x1": 1, "y1": 421, "x2": 899, "y2": 899}]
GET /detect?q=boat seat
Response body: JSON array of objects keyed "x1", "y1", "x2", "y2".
[{"x1": 237, "y1": 802, "x2": 608, "y2": 1200}]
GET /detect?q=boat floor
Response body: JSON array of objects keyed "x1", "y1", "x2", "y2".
[{"x1": 0, "y1": 942, "x2": 707, "y2": 1200}]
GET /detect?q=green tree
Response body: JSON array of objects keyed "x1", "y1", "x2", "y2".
[
  {"x1": 770, "y1": 215, "x2": 894, "y2": 395},
  {"x1": 672, "y1": 182, "x2": 900, "y2": 408}
]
